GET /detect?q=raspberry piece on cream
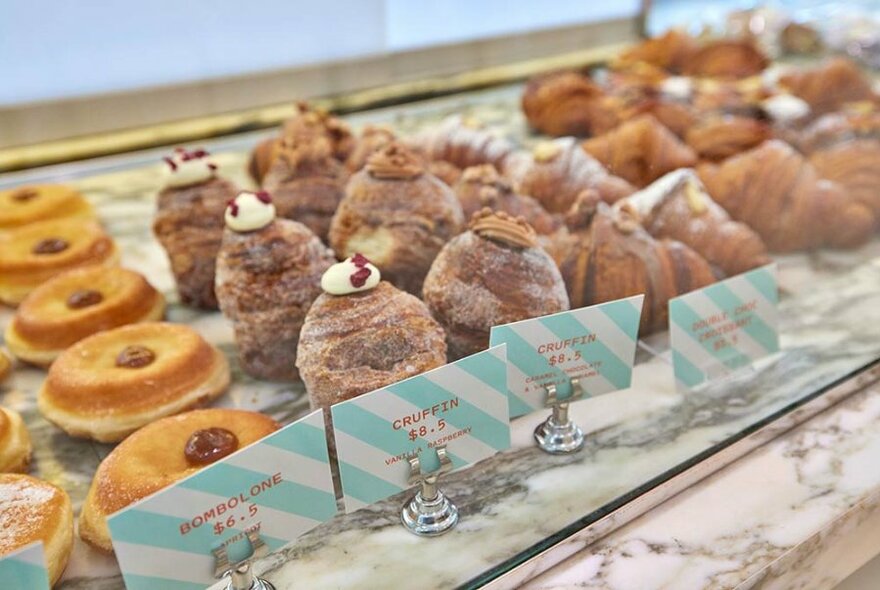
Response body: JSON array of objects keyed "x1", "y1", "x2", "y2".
[
  {"x1": 321, "y1": 255, "x2": 381, "y2": 295},
  {"x1": 224, "y1": 191, "x2": 276, "y2": 232}
]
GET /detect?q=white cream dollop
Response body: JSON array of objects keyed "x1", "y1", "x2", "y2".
[
  {"x1": 162, "y1": 148, "x2": 217, "y2": 188},
  {"x1": 224, "y1": 191, "x2": 276, "y2": 232},
  {"x1": 321, "y1": 254, "x2": 381, "y2": 295},
  {"x1": 660, "y1": 76, "x2": 694, "y2": 101},
  {"x1": 761, "y1": 94, "x2": 810, "y2": 123}
]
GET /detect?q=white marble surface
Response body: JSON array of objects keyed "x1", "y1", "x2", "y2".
[{"x1": 523, "y1": 381, "x2": 880, "y2": 590}]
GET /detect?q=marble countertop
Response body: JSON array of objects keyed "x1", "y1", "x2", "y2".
[
  {"x1": 1, "y1": 83, "x2": 879, "y2": 590},
  {"x1": 523, "y1": 379, "x2": 880, "y2": 590}
]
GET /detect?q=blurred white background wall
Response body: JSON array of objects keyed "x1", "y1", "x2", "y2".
[{"x1": 0, "y1": 0, "x2": 639, "y2": 108}]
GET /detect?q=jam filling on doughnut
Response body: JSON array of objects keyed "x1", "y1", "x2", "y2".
[
  {"x1": 115, "y1": 345, "x2": 156, "y2": 368},
  {"x1": 184, "y1": 428, "x2": 240, "y2": 465},
  {"x1": 11, "y1": 188, "x2": 38, "y2": 202},
  {"x1": 67, "y1": 289, "x2": 104, "y2": 309},
  {"x1": 32, "y1": 237, "x2": 70, "y2": 255}
]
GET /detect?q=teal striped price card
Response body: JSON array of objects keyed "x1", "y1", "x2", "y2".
[
  {"x1": 490, "y1": 296, "x2": 644, "y2": 417},
  {"x1": 108, "y1": 410, "x2": 337, "y2": 590},
  {"x1": 332, "y1": 345, "x2": 510, "y2": 512},
  {"x1": 669, "y1": 264, "x2": 779, "y2": 390},
  {"x1": 0, "y1": 542, "x2": 50, "y2": 590}
]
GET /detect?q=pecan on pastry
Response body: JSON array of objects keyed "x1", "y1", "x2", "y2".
[
  {"x1": 423, "y1": 209, "x2": 569, "y2": 360},
  {"x1": 329, "y1": 142, "x2": 465, "y2": 295}
]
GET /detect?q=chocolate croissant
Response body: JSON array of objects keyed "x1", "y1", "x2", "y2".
[
  {"x1": 216, "y1": 199, "x2": 336, "y2": 381},
  {"x1": 698, "y1": 140, "x2": 875, "y2": 251},
  {"x1": 454, "y1": 165, "x2": 561, "y2": 234},
  {"x1": 506, "y1": 138, "x2": 635, "y2": 212},
  {"x1": 684, "y1": 115, "x2": 772, "y2": 161},
  {"x1": 409, "y1": 115, "x2": 518, "y2": 171},
  {"x1": 423, "y1": 210, "x2": 570, "y2": 360},
  {"x1": 810, "y1": 139, "x2": 880, "y2": 224},
  {"x1": 329, "y1": 142, "x2": 465, "y2": 295},
  {"x1": 261, "y1": 136, "x2": 349, "y2": 242},
  {"x1": 582, "y1": 114, "x2": 698, "y2": 188},
  {"x1": 551, "y1": 194, "x2": 716, "y2": 334},
  {"x1": 623, "y1": 169, "x2": 770, "y2": 277},
  {"x1": 522, "y1": 71, "x2": 622, "y2": 137},
  {"x1": 779, "y1": 58, "x2": 876, "y2": 116}
]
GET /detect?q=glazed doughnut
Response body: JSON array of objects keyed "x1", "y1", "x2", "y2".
[
  {"x1": 0, "y1": 218, "x2": 118, "y2": 306},
  {"x1": 38, "y1": 322, "x2": 230, "y2": 443},
  {"x1": 0, "y1": 184, "x2": 94, "y2": 231},
  {"x1": 5, "y1": 266, "x2": 165, "y2": 367},
  {"x1": 79, "y1": 408, "x2": 279, "y2": 553},
  {"x1": 0, "y1": 407, "x2": 32, "y2": 473},
  {"x1": 0, "y1": 474, "x2": 74, "y2": 585}
]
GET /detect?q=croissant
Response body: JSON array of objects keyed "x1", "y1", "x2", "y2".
[
  {"x1": 261, "y1": 136, "x2": 349, "y2": 241},
  {"x1": 582, "y1": 115, "x2": 698, "y2": 187},
  {"x1": 454, "y1": 165, "x2": 562, "y2": 234},
  {"x1": 810, "y1": 139, "x2": 880, "y2": 223},
  {"x1": 779, "y1": 58, "x2": 875, "y2": 116},
  {"x1": 698, "y1": 140, "x2": 875, "y2": 251},
  {"x1": 408, "y1": 115, "x2": 518, "y2": 171},
  {"x1": 551, "y1": 194, "x2": 716, "y2": 334},
  {"x1": 682, "y1": 39, "x2": 769, "y2": 79},
  {"x1": 505, "y1": 138, "x2": 635, "y2": 212},
  {"x1": 613, "y1": 30, "x2": 699, "y2": 74},
  {"x1": 522, "y1": 71, "x2": 622, "y2": 137},
  {"x1": 797, "y1": 110, "x2": 880, "y2": 153},
  {"x1": 623, "y1": 169, "x2": 770, "y2": 277},
  {"x1": 685, "y1": 115, "x2": 772, "y2": 161}
]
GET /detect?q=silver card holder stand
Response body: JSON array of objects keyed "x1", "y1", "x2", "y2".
[
  {"x1": 534, "y1": 379, "x2": 585, "y2": 454},
  {"x1": 400, "y1": 444, "x2": 459, "y2": 537},
  {"x1": 213, "y1": 529, "x2": 275, "y2": 590}
]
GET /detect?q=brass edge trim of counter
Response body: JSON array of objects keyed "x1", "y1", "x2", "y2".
[
  {"x1": 477, "y1": 361, "x2": 880, "y2": 589},
  {"x1": 0, "y1": 41, "x2": 632, "y2": 173}
]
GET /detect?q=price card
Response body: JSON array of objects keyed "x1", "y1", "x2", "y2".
[
  {"x1": 489, "y1": 296, "x2": 644, "y2": 417},
  {"x1": 669, "y1": 264, "x2": 779, "y2": 390},
  {"x1": 0, "y1": 542, "x2": 50, "y2": 590},
  {"x1": 332, "y1": 345, "x2": 510, "y2": 512},
  {"x1": 109, "y1": 410, "x2": 337, "y2": 590}
]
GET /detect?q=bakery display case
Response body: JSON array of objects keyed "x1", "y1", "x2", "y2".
[{"x1": 2, "y1": 3, "x2": 880, "y2": 589}]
